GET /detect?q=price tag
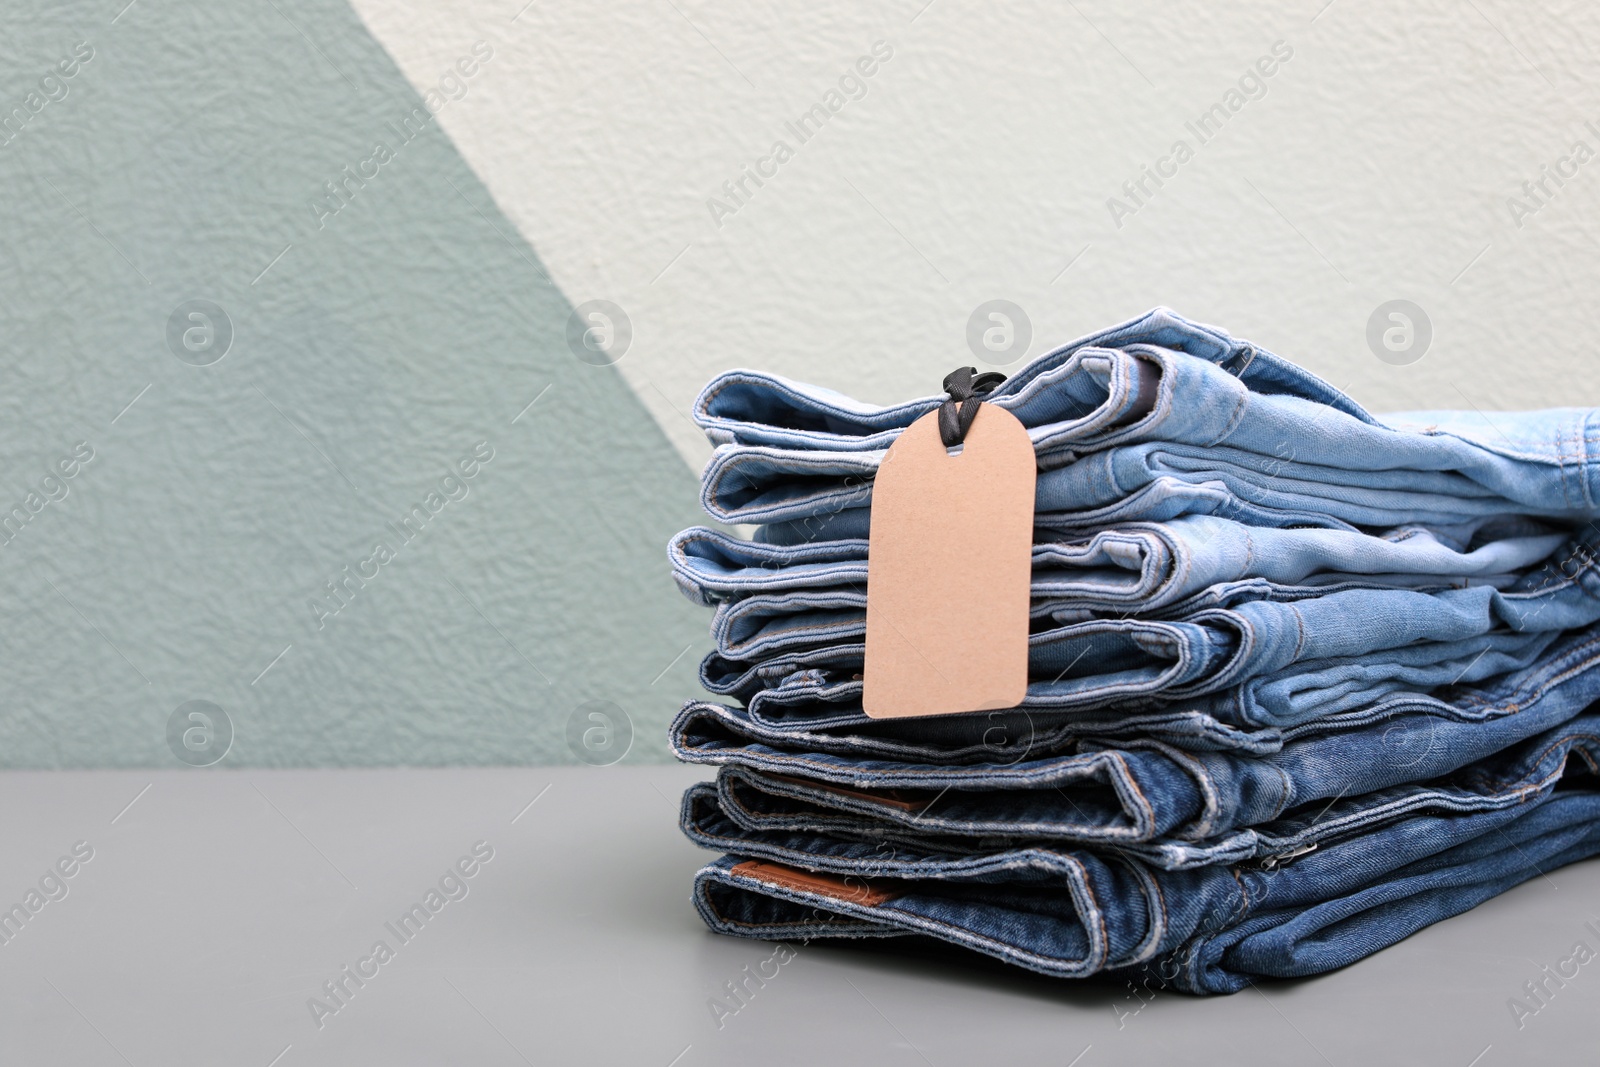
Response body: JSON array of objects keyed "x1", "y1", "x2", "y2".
[{"x1": 863, "y1": 402, "x2": 1034, "y2": 718}]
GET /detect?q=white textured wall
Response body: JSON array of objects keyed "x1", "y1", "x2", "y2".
[
  {"x1": 353, "y1": 0, "x2": 1600, "y2": 471},
  {"x1": 6, "y1": 0, "x2": 1595, "y2": 767}
]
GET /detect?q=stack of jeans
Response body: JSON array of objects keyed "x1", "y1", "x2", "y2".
[{"x1": 668, "y1": 307, "x2": 1600, "y2": 993}]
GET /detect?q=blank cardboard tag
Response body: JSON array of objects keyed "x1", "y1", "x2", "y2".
[{"x1": 863, "y1": 403, "x2": 1034, "y2": 718}]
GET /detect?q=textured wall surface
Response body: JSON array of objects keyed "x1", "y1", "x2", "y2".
[
  {"x1": 0, "y1": 1, "x2": 711, "y2": 766},
  {"x1": 3, "y1": 0, "x2": 1598, "y2": 766},
  {"x1": 348, "y1": 0, "x2": 1600, "y2": 471}
]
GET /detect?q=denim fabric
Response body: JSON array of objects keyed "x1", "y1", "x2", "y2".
[
  {"x1": 670, "y1": 624, "x2": 1600, "y2": 859},
  {"x1": 675, "y1": 308, "x2": 1600, "y2": 993},
  {"x1": 698, "y1": 314, "x2": 1600, "y2": 528},
  {"x1": 720, "y1": 620, "x2": 1568, "y2": 729},
  {"x1": 672, "y1": 515, "x2": 1566, "y2": 612},
  {"x1": 704, "y1": 427, "x2": 1600, "y2": 528},
  {"x1": 695, "y1": 539, "x2": 1600, "y2": 728},
  {"x1": 671, "y1": 692, "x2": 1288, "y2": 764},
  {"x1": 701, "y1": 627, "x2": 1566, "y2": 730},
  {"x1": 685, "y1": 707, "x2": 1600, "y2": 875},
  {"x1": 693, "y1": 307, "x2": 1362, "y2": 452},
  {"x1": 703, "y1": 536, "x2": 1596, "y2": 663},
  {"x1": 756, "y1": 507, "x2": 873, "y2": 545},
  {"x1": 688, "y1": 744, "x2": 1600, "y2": 993},
  {"x1": 674, "y1": 627, "x2": 1600, "y2": 760}
]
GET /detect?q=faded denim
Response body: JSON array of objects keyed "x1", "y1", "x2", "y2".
[
  {"x1": 698, "y1": 310, "x2": 1600, "y2": 531},
  {"x1": 671, "y1": 624, "x2": 1600, "y2": 864},
  {"x1": 672, "y1": 515, "x2": 1566, "y2": 613},
  {"x1": 688, "y1": 723, "x2": 1600, "y2": 992},
  {"x1": 694, "y1": 532, "x2": 1600, "y2": 729}
]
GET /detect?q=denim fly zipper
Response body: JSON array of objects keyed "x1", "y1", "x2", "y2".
[{"x1": 1249, "y1": 842, "x2": 1318, "y2": 870}]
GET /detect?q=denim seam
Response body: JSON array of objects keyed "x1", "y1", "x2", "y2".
[
  {"x1": 731, "y1": 759, "x2": 1163, "y2": 842},
  {"x1": 1287, "y1": 603, "x2": 1307, "y2": 663},
  {"x1": 700, "y1": 876, "x2": 885, "y2": 936},
  {"x1": 693, "y1": 377, "x2": 736, "y2": 426},
  {"x1": 695, "y1": 375, "x2": 937, "y2": 438},
  {"x1": 708, "y1": 448, "x2": 882, "y2": 512},
  {"x1": 1196, "y1": 876, "x2": 1243, "y2": 949},
  {"x1": 717, "y1": 772, "x2": 767, "y2": 830},
  {"x1": 1136, "y1": 741, "x2": 1220, "y2": 840},
  {"x1": 911, "y1": 785, "x2": 1148, "y2": 841},
  {"x1": 1209, "y1": 383, "x2": 1251, "y2": 449},
  {"x1": 713, "y1": 870, "x2": 1111, "y2": 978},
  {"x1": 729, "y1": 611, "x2": 1202, "y2": 670},
  {"x1": 719, "y1": 606, "x2": 867, "y2": 656},
  {"x1": 1454, "y1": 632, "x2": 1600, "y2": 715},
  {"x1": 1572, "y1": 414, "x2": 1593, "y2": 510},
  {"x1": 1139, "y1": 857, "x2": 1171, "y2": 965},
  {"x1": 1555, "y1": 418, "x2": 1572, "y2": 511},
  {"x1": 1109, "y1": 752, "x2": 1157, "y2": 839},
  {"x1": 704, "y1": 454, "x2": 874, "y2": 524},
  {"x1": 1166, "y1": 529, "x2": 1192, "y2": 605},
  {"x1": 717, "y1": 609, "x2": 865, "y2": 658},
  {"x1": 675, "y1": 529, "x2": 837, "y2": 577},
  {"x1": 721, "y1": 560, "x2": 1594, "y2": 658},
  {"x1": 1476, "y1": 732, "x2": 1600, "y2": 794},
  {"x1": 1268, "y1": 763, "x2": 1294, "y2": 822},
  {"x1": 1106, "y1": 854, "x2": 1166, "y2": 967},
  {"x1": 1071, "y1": 853, "x2": 1110, "y2": 972},
  {"x1": 1174, "y1": 609, "x2": 1251, "y2": 694},
  {"x1": 1572, "y1": 743, "x2": 1600, "y2": 778},
  {"x1": 722, "y1": 774, "x2": 858, "y2": 837}
]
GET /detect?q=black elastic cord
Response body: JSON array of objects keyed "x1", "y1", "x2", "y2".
[{"x1": 937, "y1": 366, "x2": 1007, "y2": 448}]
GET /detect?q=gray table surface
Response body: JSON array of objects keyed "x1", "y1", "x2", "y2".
[{"x1": 2, "y1": 763, "x2": 1596, "y2": 1066}]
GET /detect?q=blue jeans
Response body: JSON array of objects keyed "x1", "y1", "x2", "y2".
[
  {"x1": 703, "y1": 542, "x2": 1593, "y2": 663},
  {"x1": 674, "y1": 685, "x2": 1289, "y2": 764},
  {"x1": 671, "y1": 623, "x2": 1600, "y2": 863},
  {"x1": 693, "y1": 308, "x2": 1600, "y2": 528},
  {"x1": 693, "y1": 307, "x2": 1353, "y2": 451},
  {"x1": 694, "y1": 532, "x2": 1600, "y2": 727},
  {"x1": 686, "y1": 717, "x2": 1600, "y2": 992},
  {"x1": 705, "y1": 428, "x2": 1600, "y2": 529},
  {"x1": 700, "y1": 629, "x2": 1567, "y2": 730},
  {"x1": 672, "y1": 515, "x2": 1567, "y2": 613}
]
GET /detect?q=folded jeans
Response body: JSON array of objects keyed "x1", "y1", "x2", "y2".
[
  {"x1": 689, "y1": 769, "x2": 1600, "y2": 993},
  {"x1": 670, "y1": 514, "x2": 1566, "y2": 612},
  {"x1": 671, "y1": 624, "x2": 1600, "y2": 858}
]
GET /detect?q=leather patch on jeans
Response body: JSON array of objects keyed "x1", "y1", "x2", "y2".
[{"x1": 731, "y1": 860, "x2": 897, "y2": 906}]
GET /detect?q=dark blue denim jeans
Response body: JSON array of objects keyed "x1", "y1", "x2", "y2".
[{"x1": 687, "y1": 713, "x2": 1600, "y2": 993}]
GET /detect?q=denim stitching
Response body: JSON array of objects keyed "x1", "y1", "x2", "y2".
[{"x1": 707, "y1": 869, "x2": 1109, "y2": 977}]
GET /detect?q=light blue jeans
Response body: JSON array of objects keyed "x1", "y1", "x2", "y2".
[
  {"x1": 671, "y1": 514, "x2": 1567, "y2": 612},
  {"x1": 692, "y1": 529, "x2": 1600, "y2": 727},
  {"x1": 698, "y1": 531, "x2": 1581, "y2": 663},
  {"x1": 692, "y1": 308, "x2": 1600, "y2": 529}
]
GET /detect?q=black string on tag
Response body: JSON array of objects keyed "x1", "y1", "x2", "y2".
[{"x1": 937, "y1": 367, "x2": 1007, "y2": 448}]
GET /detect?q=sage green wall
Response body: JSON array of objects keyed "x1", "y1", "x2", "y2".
[{"x1": 0, "y1": 0, "x2": 710, "y2": 765}]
